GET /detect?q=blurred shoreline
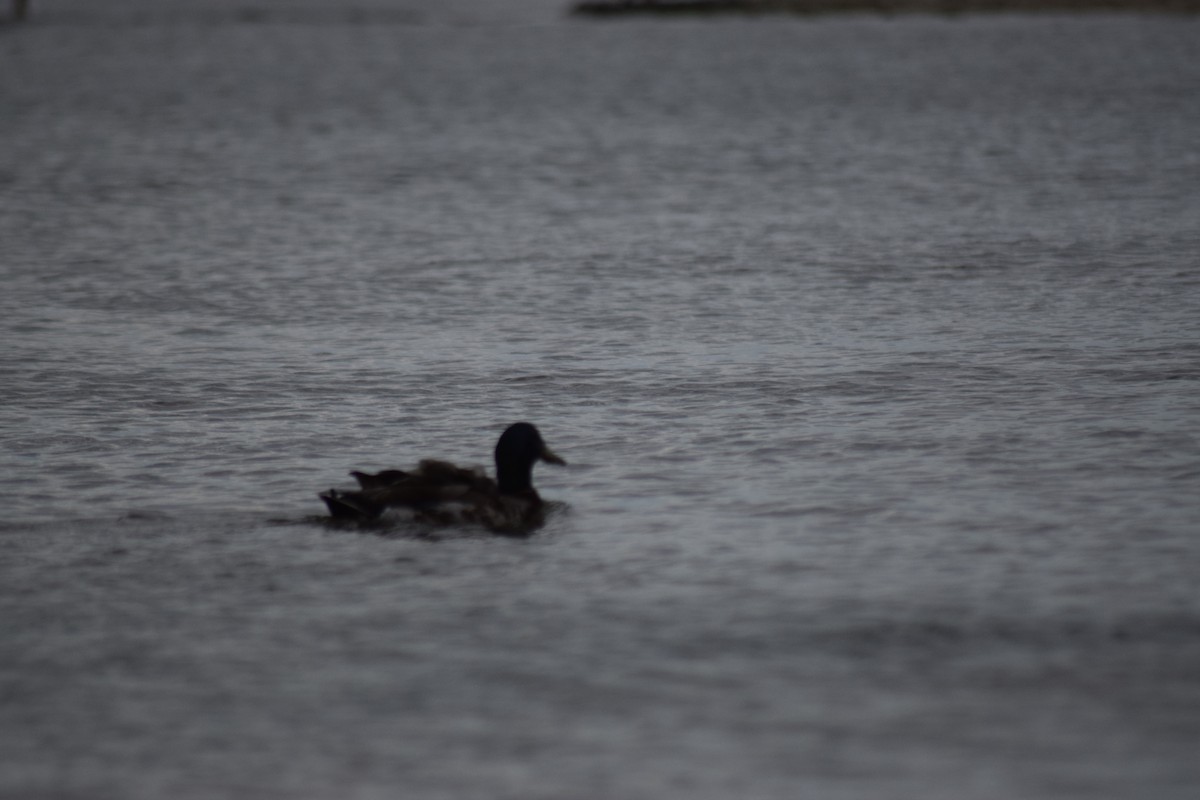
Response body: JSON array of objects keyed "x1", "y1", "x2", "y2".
[
  {"x1": 572, "y1": 0, "x2": 1200, "y2": 15},
  {"x1": 5, "y1": 0, "x2": 1199, "y2": 27}
]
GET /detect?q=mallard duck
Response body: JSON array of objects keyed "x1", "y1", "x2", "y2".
[{"x1": 320, "y1": 422, "x2": 566, "y2": 533}]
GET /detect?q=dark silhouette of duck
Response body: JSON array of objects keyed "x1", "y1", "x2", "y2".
[{"x1": 320, "y1": 422, "x2": 566, "y2": 533}]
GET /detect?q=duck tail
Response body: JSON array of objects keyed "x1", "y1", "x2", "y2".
[{"x1": 319, "y1": 489, "x2": 384, "y2": 521}]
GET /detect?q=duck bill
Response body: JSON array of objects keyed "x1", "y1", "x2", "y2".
[{"x1": 540, "y1": 446, "x2": 566, "y2": 466}]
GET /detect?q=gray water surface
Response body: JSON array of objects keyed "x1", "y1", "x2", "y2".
[{"x1": 2, "y1": 5, "x2": 1199, "y2": 798}]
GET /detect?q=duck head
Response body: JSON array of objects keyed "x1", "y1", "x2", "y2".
[{"x1": 494, "y1": 422, "x2": 565, "y2": 495}]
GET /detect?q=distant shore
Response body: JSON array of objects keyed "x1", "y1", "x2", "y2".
[{"x1": 572, "y1": 0, "x2": 1200, "y2": 15}]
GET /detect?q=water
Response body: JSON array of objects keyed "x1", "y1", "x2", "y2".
[{"x1": 2, "y1": 4, "x2": 1199, "y2": 798}]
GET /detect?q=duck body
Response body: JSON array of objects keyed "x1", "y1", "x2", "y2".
[{"x1": 320, "y1": 422, "x2": 565, "y2": 533}]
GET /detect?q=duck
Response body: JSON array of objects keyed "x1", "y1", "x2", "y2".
[{"x1": 320, "y1": 422, "x2": 566, "y2": 533}]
